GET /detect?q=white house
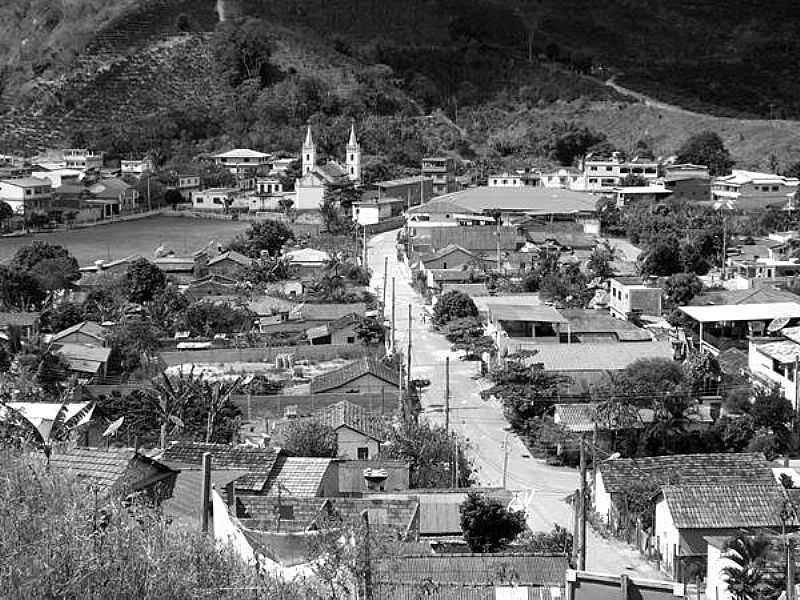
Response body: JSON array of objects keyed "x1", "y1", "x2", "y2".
[
  {"x1": 30, "y1": 168, "x2": 82, "y2": 189},
  {"x1": 611, "y1": 184, "x2": 673, "y2": 208},
  {"x1": 256, "y1": 177, "x2": 283, "y2": 195},
  {"x1": 62, "y1": 149, "x2": 104, "y2": 171},
  {"x1": 120, "y1": 158, "x2": 154, "y2": 175},
  {"x1": 540, "y1": 167, "x2": 583, "y2": 190},
  {"x1": 748, "y1": 326, "x2": 800, "y2": 408},
  {"x1": 711, "y1": 170, "x2": 799, "y2": 210},
  {"x1": 176, "y1": 174, "x2": 201, "y2": 200},
  {"x1": 191, "y1": 187, "x2": 237, "y2": 210},
  {"x1": 211, "y1": 148, "x2": 271, "y2": 175},
  {"x1": 581, "y1": 152, "x2": 660, "y2": 191},
  {"x1": 608, "y1": 277, "x2": 663, "y2": 320},
  {"x1": 0, "y1": 177, "x2": 53, "y2": 215},
  {"x1": 487, "y1": 172, "x2": 537, "y2": 187}
]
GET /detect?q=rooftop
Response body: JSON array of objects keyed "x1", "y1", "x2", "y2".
[
  {"x1": 560, "y1": 309, "x2": 652, "y2": 341},
  {"x1": 754, "y1": 339, "x2": 800, "y2": 363},
  {"x1": 679, "y1": 302, "x2": 800, "y2": 323},
  {"x1": 487, "y1": 303, "x2": 568, "y2": 324},
  {"x1": 48, "y1": 447, "x2": 174, "y2": 492},
  {"x1": 528, "y1": 341, "x2": 674, "y2": 371},
  {"x1": 208, "y1": 250, "x2": 252, "y2": 267},
  {"x1": 52, "y1": 321, "x2": 107, "y2": 343},
  {"x1": 0, "y1": 177, "x2": 52, "y2": 188},
  {"x1": 408, "y1": 187, "x2": 596, "y2": 216},
  {"x1": 689, "y1": 286, "x2": 799, "y2": 306},
  {"x1": 262, "y1": 456, "x2": 333, "y2": 497},
  {"x1": 553, "y1": 402, "x2": 653, "y2": 433},
  {"x1": 299, "y1": 303, "x2": 367, "y2": 321},
  {"x1": 375, "y1": 175, "x2": 430, "y2": 187},
  {"x1": 662, "y1": 483, "x2": 787, "y2": 529},
  {"x1": 284, "y1": 248, "x2": 330, "y2": 263},
  {"x1": 211, "y1": 148, "x2": 271, "y2": 160},
  {"x1": 599, "y1": 453, "x2": 774, "y2": 493},
  {"x1": 714, "y1": 169, "x2": 799, "y2": 186},
  {"x1": 422, "y1": 243, "x2": 475, "y2": 263}
]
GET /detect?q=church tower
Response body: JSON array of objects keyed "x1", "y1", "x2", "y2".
[
  {"x1": 302, "y1": 125, "x2": 316, "y2": 176},
  {"x1": 346, "y1": 122, "x2": 361, "y2": 185}
]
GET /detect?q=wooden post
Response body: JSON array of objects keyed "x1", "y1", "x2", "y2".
[
  {"x1": 502, "y1": 432, "x2": 510, "y2": 489},
  {"x1": 579, "y1": 433, "x2": 587, "y2": 570},
  {"x1": 620, "y1": 574, "x2": 630, "y2": 599},
  {"x1": 573, "y1": 488, "x2": 581, "y2": 566},
  {"x1": 391, "y1": 278, "x2": 396, "y2": 353},
  {"x1": 788, "y1": 539, "x2": 796, "y2": 600},
  {"x1": 382, "y1": 256, "x2": 388, "y2": 312},
  {"x1": 445, "y1": 356, "x2": 450, "y2": 432},
  {"x1": 406, "y1": 304, "x2": 412, "y2": 391},
  {"x1": 200, "y1": 452, "x2": 211, "y2": 534}
]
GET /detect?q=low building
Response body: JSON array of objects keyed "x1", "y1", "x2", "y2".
[
  {"x1": 305, "y1": 313, "x2": 360, "y2": 346},
  {"x1": 31, "y1": 168, "x2": 82, "y2": 189},
  {"x1": 183, "y1": 274, "x2": 239, "y2": 302},
  {"x1": 190, "y1": 187, "x2": 237, "y2": 211},
  {"x1": 352, "y1": 196, "x2": 406, "y2": 225},
  {"x1": 372, "y1": 175, "x2": 433, "y2": 206},
  {"x1": 284, "y1": 248, "x2": 330, "y2": 279},
  {"x1": 419, "y1": 243, "x2": 477, "y2": 270},
  {"x1": 120, "y1": 158, "x2": 154, "y2": 175},
  {"x1": 567, "y1": 571, "x2": 686, "y2": 600},
  {"x1": 54, "y1": 342, "x2": 112, "y2": 378},
  {"x1": 212, "y1": 148, "x2": 270, "y2": 177},
  {"x1": 422, "y1": 156, "x2": 458, "y2": 196},
  {"x1": 540, "y1": 167, "x2": 583, "y2": 190},
  {"x1": 50, "y1": 321, "x2": 107, "y2": 346},
  {"x1": 664, "y1": 163, "x2": 711, "y2": 203},
  {"x1": 560, "y1": 309, "x2": 652, "y2": 343},
  {"x1": 310, "y1": 358, "x2": 399, "y2": 396},
  {"x1": 487, "y1": 303, "x2": 569, "y2": 343},
  {"x1": 0, "y1": 312, "x2": 39, "y2": 340},
  {"x1": 207, "y1": 250, "x2": 251, "y2": 277},
  {"x1": 608, "y1": 277, "x2": 663, "y2": 320},
  {"x1": 711, "y1": 170, "x2": 799, "y2": 211},
  {"x1": 87, "y1": 178, "x2": 139, "y2": 215},
  {"x1": 748, "y1": 325, "x2": 800, "y2": 408},
  {"x1": 487, "y1": 171, "x2": 538, "y2": 187},
  {"x1": 176, "y1": 174, "x2": 201, "y2": 200},
  {"x1": 0, "y1": 177, "x2": 53, "y2": 216},
  {"x1": 48, "y1": 447, "x2": 177, "y2": 503},
  {"x1": 336, "y1": 460, "x2": 410, "y2": 495},
  {"x1": 582, "y1": 152, "x2": 660, "y2": 191},
  {"x1": 62, "y1": 148, "x2": 104, "y2": 171},
  {"x1": 256, "y1": 176, "x2": 283, "y2": 195},
  {"x1": 611, "y1": 185, "x2": 673, "y2": 208}
]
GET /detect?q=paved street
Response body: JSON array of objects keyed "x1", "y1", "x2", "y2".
[{"x1": 368, "y1": 230, "x2": 665, "y2": 578}]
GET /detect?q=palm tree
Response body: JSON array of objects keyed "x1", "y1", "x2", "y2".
[
  {"x1": 145, "y1": 369, "x2": 198, "y2": 450},
  {"x1": 722, "y1": 534, "x2": 773, "y2": 600},
  {"x1": 199, "y1": 376, "x2": 244, "y2": 443}
]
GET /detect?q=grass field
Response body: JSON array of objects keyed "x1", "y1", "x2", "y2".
[{"x1": 0, "y1": 216, "x2": 251, "y2": 267}]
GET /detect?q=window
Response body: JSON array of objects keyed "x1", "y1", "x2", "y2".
[
  {"x1": 196, "y1": 198, "x2": 203, "y2": 203},
  {"x1": 347, "y1": 336, "x2": 355, "y2": 344},
  {"x1": 605, "y1": 166, "x2": 612, "y2": 172},
  {"x1": 442, "y1": 262, "x2": 447, "y2": 269},
  {"x1": 25, "y1": 189, "x2": 32, "y2": 196},
  {"x1": 492, "y1": 179, "x2": 498, "y2": 185},
  {"x1": 351, "y1": 168, "x2": 354, "y2": 175},
  {"x1": 278, "y1": 505, "x2": 295, "y2": 520},
  {"x1": 357, "y1": 447, "x2": 369, "y2": 460},
  {"x1": 350, "y1": 154, "x2": 354, "y2": 161},
  {"x1": 306, "y1": 154, "x2": 310, "y2": 161},
  {"x1": 772, "y1": 186, "x2": 780, "y2": 192},
  {"x1": 502, "y1": 179, "x2": 508, "y2": 185}
]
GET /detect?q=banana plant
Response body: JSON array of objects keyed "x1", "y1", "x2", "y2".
[{"x1": 145, "y1": 368, "x2": 198, "y2": 450}]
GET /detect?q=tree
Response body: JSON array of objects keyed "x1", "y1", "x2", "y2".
[
  {"x1": 321, "y1": 191, "x2": 354, "y2": 235},
  {"x1": 11, "y1": 241, "x2": 80, "y2": 291},
  {"x1": 0, "y1": 201, "x2": 13, "y2": 229},
  {"x1": 664, "y1": 273, "x2": 703, "y2": 307},
  {"x1": 211, "y1": 18, "x2": 274, "y2": 88},
  {"x1": 676, "y1": 131, "x2": 734, "y2": 176},
  {"x1": 355, "y1": 316, "x2": 385, "y2": 346},
  {"x1": 281, "y1": 420, "x2": 338, "y2": 457},
  {"x1": 126, "y1": 258, "x2": 166, "y2": 304},
  {"x1": 433, "y1": 290, "x2": 478, "y2": 326},
  {"x1": 460, "y1": 491, "x2": 526, "y2": 552},
  {"x1": 108, "y1": 316, "x2": 161, "y2": 375},
  {"x1": 239, "y1": 256, "x2": 293, "y2": 285},
  {"x1": 0, "y1": 266, "x2": 46, "y2": 310},
  {"x1": 40, "y1": 302, "x2": 85, "y2": 333},
  {"x1": 548, "y1": 122, "x2": 606, "y2": 166},
  {"x1": 750, "y1": 384, "x2": 793, "y2": 437},
  {"x1": 637, "y1": 237, "x2": 682, "y2": 277},
  {"x1": 587, "y1": 241, "x2": 617, "y2": 280},
  {"x1": 722, "y1": 534, "x2": 774, "y2": 600},
  {"x1": 517, "y1": 525, "x2": 573, "y2": 556},
  {"x1": 198, "y1": 377, "x2": 244, "y2": 443},
  {"x1": 145, "y1": 370, "x2": 196, "y2": 449},
  {"x1": 227, "y1": 220, "x2": 294, "y2": 258},
  {"x1": 163, "y1": 188, "x2": 183, "y2": 208},
  {"x1": 682, "y1": 351, "x2": 721, "y2": 396},
  {"x1": 384, "y1": 419, "x2": 474, "y2": 488}
]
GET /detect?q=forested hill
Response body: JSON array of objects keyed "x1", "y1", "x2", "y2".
[{"x1": 0, "y1": 0, "x2": 798, "y2": 171}]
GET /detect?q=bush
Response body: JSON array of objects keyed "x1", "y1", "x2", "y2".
[
  {"x1": 433, "y1": 290, "x2": 478, "y2": 326},
  {"x1": 460, "y1": 491, "x2": 526, "y2": 552}
]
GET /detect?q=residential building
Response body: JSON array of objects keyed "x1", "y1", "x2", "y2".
[
  {"x1": 31, "y1": 168, "x2": 82, "y2": 189},
  {"x1": 183, "y1": 274, "x2": 239, "y2": 302},
  {"x1": 352, "y1": 196, "x2": 406, "y2": 225},
  {"x1": 0, "y1": 177, "x2": 53, "y2": 216},
  {"x1": 206, "y1": 250, "x2": 251, "y2": 277},
  {"x1": 50, "y1": 321, "x2": 107, "y2": 346},
  {"x1": 611, "y1": 184, "x2": 673, "y2": 208},
  {"x1": 654, "y1": 483, "x2": 788, "y2": 578},
  {"x1": 711, "y1": 170, "x2": 799, "y2": 210},
  {"x1": 284, "y1": 248, "x2": 330, "y2": 279},
  {"x1": 256, "y1": 176, "x2": 283, "y2": 195},
  {"x1": 54, "y1": 342, "x2": 111, "y2": 378},
  {"x1": 560, "y1": 309, "x2": 653, "y2": 343},
  {"x1": 487, "y1": 171, "x2": 538, "y2": 187},
  {"x1": 176, "y1": 174, "x2": 201, "y2": 200},
  {"x1": 306, "y1": 313, "x2": 361, "y2": 346},
  {"x1": 120, "y1": 158, "x2": 154, "y2": 175},
  {"x1": 608, "y1": 277, "x2": 663, "y2": 320},
  {"x1": 211, "y1": 148, "x2": 271, "y2": 176},
  {"x1": 421, "y1": 157, "x2": 458, "y2": 196},
  {"x1": 336, "y1": 460, "x2": 410, "y2": 495},
  {"x1": 48, "y1": 447, "x2": 177, "y2": 503},
  {"x1": 664, "y1": 163, "x2": 711, "y2": 203},
  {"x1": 419, "y1": 243, "x2": 477, "y2": 270},
  {"x1": 270, "y1": 157, "x2": 296, "y2": 175},
  {"x1": 87, "y1": 178, "x2": 139, "y2": 215},
  {"x1": 190, "y1": 187, "x2": 237, "y2": 210},
  {"x1": 296, "y1": 303, "x2": 368, "y2": 323},
  {"x1": 487, "y1": 303, "x2": 569, "y2": 342},
  {"x1": 62, "y1": 149, "x2": 104, "y2": 171},
  {"x1": 309, "y1": 358, "x2": 400, "y2": 396},
  {"x1": 372, "y1": 175, "x2": 433, "y2": 207},
  {"x1": 540, "y1": 166, "x2": 583, "y2": 189},
  {"x1": 410, "y1": 225, "x2": 523, "y2": 258},
  {"x1": 0, "y1": 312, "x2": 39, "y2": 341},
  {"x1": 581, "y1": 152, "x2": 660, "y2": 191},
  {"x1": 748, "y1": 325, "x2": 800, "y2": 408},
  {"x1": 295, "y1": 125, "x2": 361, "y2": 210}
]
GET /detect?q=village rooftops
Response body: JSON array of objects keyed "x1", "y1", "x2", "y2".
[
  {"x1": 660, "y1": 483, "x2": 787, "y2": 529},
  {"x1": 553, "y1": 402, "x2": 654, "y2": 433},
  {"x1": 310, "y1": 358, "x2": 399, "y2": 395},
  {"x1": 598, "y1": 452, "x2": 775, "y2": 494},
  {"x1": 262, "y1": 456, "x2": 333, "y2": 497},
  {"x1": 528, "y1": 341, "x2": 673, "y2": 371},
  {"x1": 679, "y1": 302, "x2": 800, "y2": 323},
  {"x1": 48, "y1": 447, "x2": 176, "y2": 493},
  {"x1": 408, "y1": 187, "x2": 596, "y2": 216},
  {"x1": 689, "y1": 286, "x2": 799, "y2": 306},
  {"x1": 298, "y1": 303, "x2": 367, "y2": 321},
  {"x1": 207, "y1": 249, "x2": 251, "y2": 267},
  {"x1": 374, "y1": 175, "x2": 430, "y2": 187},
  {"x1": 753, "y1": 339, "x2": 800, "y2": 363},
  {"x1": 51, "y1": 321, "x2": 107, "y2": 344},
  {"x1": 486, "y1": 303, "x2": 569, "y2": 324}
]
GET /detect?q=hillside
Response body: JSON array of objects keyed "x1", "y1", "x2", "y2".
[{"x1": 0, "y1": 0, "x2": 798, "y2": 172}]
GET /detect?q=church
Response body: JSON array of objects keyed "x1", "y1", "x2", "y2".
[{"x1": 294, "y1": 123, "x2": 361, "y2": 211}]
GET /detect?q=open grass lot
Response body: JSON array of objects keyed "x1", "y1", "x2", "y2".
[{"x1": 0, "y1": 216, "x2": 251, "y2": 266}]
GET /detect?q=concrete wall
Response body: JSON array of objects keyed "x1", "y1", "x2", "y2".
[
  {"x1": 337, "y1": 461, "x2": 409, "y2": 495},
  {"x1": 594, "y1": 471, "x2": 612, "y2": 522},
  {"x1": 337, "y1": 426, "x2": 379, "y2": 460},
  {"x1": 159, "y1": 343, "x2": 375, "y2": 366},
  {"x1": 655, "y1": 496, "x2": 678, "y2": 575}
]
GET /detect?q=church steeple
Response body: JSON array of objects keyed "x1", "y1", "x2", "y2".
[
  {"x1": 302, "y1": 124, "x2": 316, "y2": 175},
  {"x1": 346, "y1": 121, "x2": 361, "y2": 185}
]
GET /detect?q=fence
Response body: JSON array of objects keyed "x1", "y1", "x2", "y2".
[
  {"x1": 159, "y1": 343, "x2": 376, "y2": 366},
  {"x1": 232, "y1": 391, "x2": 399, "y2": 421}
]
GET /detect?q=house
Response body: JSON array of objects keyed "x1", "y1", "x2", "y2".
[
  {"x1": 664, "y1": 163, "x2": 711, "y2": 203},
  {"x1": 374, "y1": 554, "x2": 568, "y2": 600},
  {"x1": 54, "y1": 343, "x2": 112, "y2": 378},
  {"x1": 87, "y1": 178, "x2": 139, "y2": 216},
  {"x1": 654, "y1": 482, "x2": 788, "y2": 578},
  {"x1": 261, "y1": 455, "x2": 339, "y2": 497},
  {"x1": 426, "y1": 268, "x2": 487, "y2": 293},
  {"x1": 309, "y1": 358, "x2": 400, "y2": 396},
  {"x1": 352, "y1": 196, "x2": 406, "y2": 225},
  {"x1": 211, "y1": 148, "x2": 270, "y2": 190},
  {"x1": 295, "y1": 125, "x2": 361, "y2": 211},
  {"x1": 711, "y1": 170, "x2": 799, "y2": 210},
  {"x1": 372, "y1": 175, "x2": 433, "y2": 207},
  {"x1": 336, "y1": 459, "x2": 410, "y2": 496},
  {"x1": 486, "y1": 303, "x2": 570, "y2": 343},
  {"x1": 748, "y1": 326, "x2": 800, "y2": 408},
  {"x1": 297, "y1": 303, "x2": 367, "y2": 323},
  {"x1": 0, "y1": 312, "x2": 39, "y2": 340},
  {"x1": 419, "y1": 243, "x2": 477, "y2": 270},
  {"x1": 610, "y1": 185, "x2": 673, "y2": 208},
  {"x1": 120, "y1": 158, "x2": 154, "y2": 175},
  {"x1": 679, "y1": 299, "x2": 800, "y2": 355},
  {"x1": 255, "y1": 176, "x2": 283, "y2": 195},
  {"x1": 488, "y1": 171, "x2": 538, "y2": 187},
  {"x1": 608, "y1": 277, "x2": 663, "y2": 320},
  {"x1": 207, "y1": 250, "x2": 251, "y2": 277},
  {"x1": 62, "y1": 148, "x2": 104, "y2": 171},
  {"x1": 51, "y1": 321, "x2": 107, "y2": 346},
  {"x1": 190, "y1": 187, "x2": 237, "y2": 211},
  {"x1": 560, "y1": 309, "x2": 653, "y2": 343},
  {"x1": 31, "y1": 168, "x2": 83, "y2": 189},
  {"x1": 0, "y1": 177, "x2": 53, "y2": 216},
  {"x1": 422, "y1": 157, "x2": 458, "y2": 196},
  {"x1": 176, "y1": 174, "x2": 201, "y2": 200},
  {"x1": 593, "y1": 453, "x2": 775, "y2": 529},
  {"x1": 273, "y1": 400, "x2": 387, "y2": 460},
  {"x1": 183, "y1": 274, "x2": 239, "y2": 302},
  {"x1": 410, "y1": 226, "x2": 523, "y2": 258},
  {"x1": 161, "y1": 466, "x2": 245, "y2": 525},
  {"x1": 160, "y1": 441, "x2": 285, "y2": 497},
  {"x1": 406, "y1": 187, "x2": 598, "y2": 234},
  {"x1": 581, "y1": 152, "x2": 660, "y2": 191},
  {"x1": 284, "y1": 248, "x2": 330, "y2": 279},
  {"x1": 48, "y1": 447, "x2": 177, "y2": 503},
  {"x1": 540, "y1": 166, "x2": 583, "y2": 190},
  {"x1": 553, "y1": 402, "x2": 653, "y2": 437},
  {"x1": 305, "y1": 313, "x2": 360, "y2": 345}
]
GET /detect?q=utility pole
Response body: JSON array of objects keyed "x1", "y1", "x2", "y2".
[
  {"x1": 502, "y1": 431, "x2": 510, "y2": 488},
  {"x1": 382, "y1": 256, "x2": 388, "y2": 312},
  {"x1": 453, "y1": 436, "x2": 460, "y2": 488},
  {"x1": 787, "y1": 537, "x2": 795, "y2": 600},
  {"x1": 406, "y1": 304, "x2": 412, "y2": 391},
  {"x1": 362, "y1": 224, "x2": 367, "y2": 267},
  {"x1": 200, "y1": 452, "x2": 211, "y2": 534},
  {"x1": 578, "y1": 433, "x2": 588, "y2": 570},
  {"x1": 572, "y1": 487, "x2": 581, "y2": 566},
  {"x1": 391, "y1": 278, "x2": 396, "y2": 354},
  {"x1": 362, "y1": 510, "x2": 373, "y2": 600},
  {"x1": 445, "y1": 356, "x2": 450, "y2": 432}
]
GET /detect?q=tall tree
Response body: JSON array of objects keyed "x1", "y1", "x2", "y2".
[
  {"x1": 459, "y1": 491, "x2": 526, "y2": 552},
  {"x1": 281, "y1": 420, "x2": 338, "y2": 457},
  {"x1": 126, "y1": 258, "x2": 166, "y2": 304},
  {"x1": 227, "y1": 220, "x2": 294, "y2": 258},
  {"x1": 433, "y1": 290, "x2": 479, "y2": 325},
  {"x1": 675, "y1": 131, "x2": 734, "y2": 176},
  {"x1": 11, "y1": 241, "x2": 80, "y2": 291}
]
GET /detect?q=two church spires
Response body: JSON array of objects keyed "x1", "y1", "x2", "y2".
[{"x1": 302, "y1": 122, "x2": 361, "y2": 185}]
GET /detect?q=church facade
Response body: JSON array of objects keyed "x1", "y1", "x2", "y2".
[{"x1": 295, "y1": 124, "x2": 361, "y2": 211}]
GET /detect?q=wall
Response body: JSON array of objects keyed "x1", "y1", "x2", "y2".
[
  {"x1": 655, "y1": 497, "x2": 678, "y2": 576},
  {"x1": 159, "y1": 344, "x2": 375, "y2": 366},
  {"x1": 568, "y1": 572, "x2": 684, "y2": 600},
  {"x1": 336, "y1": 426, "x2": 379, "y2": 460},
  {"x1": 593, "y1": 471, "x2": 612, "y2": 523},
  {"x1": 630, "y1": 288, "x2": 662, "y2": 316},
  {"x1": 422, "y1": 248, "x2": 475, "y2": 270},
  {"x1": 233, "y1": 391, "x2": 398, "y2": 421},
  {"x1": 337, "y1": 461, "x2": 410, "y2": 495},
  {"x1": 706, "y1": 543, "x2": 735, "y2": 600}
]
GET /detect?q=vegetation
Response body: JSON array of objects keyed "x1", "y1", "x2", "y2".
[
  {"x1": 281, "y1": 420, "x2": 338, "y2": 458},
  {"x1": 675, "y1": 131, "x2": 734, "y2": 176},
  {"x1": 722, "y1": 534, "x2": 777, "y2": 600},
  {"x1": 227, "y1": 220, "x2": 295, "y2": 259},
  {"x1": 432, "y1": 290, "x2": 478, "y2": 326},
  {"x1": 459, "y1": 491, "x2": 527, "y2": 552},
  {"x1": 517, "y1": 524, "x2": 573, "y2": 556},
  {"x1": 126, "y1": 257, "x2": 167, "y2": 304}
]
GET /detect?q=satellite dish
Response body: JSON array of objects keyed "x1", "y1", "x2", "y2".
[
  {"x1": 768, "y1": 316, "x2": 791, "y2": 333},
  {"x1": 102, "y1": 417, "x2": 124, "y2": 438}
]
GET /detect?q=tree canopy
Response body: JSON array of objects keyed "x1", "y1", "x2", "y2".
[
  {"x1": 433, "y1": 290, "x2": 479, "y2": 326},
  {"x1": 211, "y1": 18, "x2": 275, "y2": 88},
  {"x1": 126, "y1": 258, "x2": 167, "y2": 304},
  {"x1": 675, "y1": 131, "x2": 734, "y2": 176},
  {"x1": 228, "y1": 220, "x2": 295, "y2": 258},
  {"x1": 11, "y1": 241, "x2": 80, "y2": 291},
  {"x1": 281, "y1": 420, "x2": 338, "y2": 457},
  {"x1": 459, "y1": 491, "x2": 527, "y2": 552}
]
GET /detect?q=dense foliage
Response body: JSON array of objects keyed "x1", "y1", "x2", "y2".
[
  {"x1": 460, "y1": 491, "x2": 527, "y2": 552},
  {"x1": 280, "y1": 420, "x2": 338, "y2": 458},
  {"x1": 228, "y1": 220, "x2": 295, "y2": 259},
  {"x1": 433, "y1": 290, "x2": 479, "y2": 326}
]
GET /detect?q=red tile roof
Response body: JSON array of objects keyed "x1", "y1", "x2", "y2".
[{"x1": 662, "y1": 483, "x2": 788, "y2": 529}]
